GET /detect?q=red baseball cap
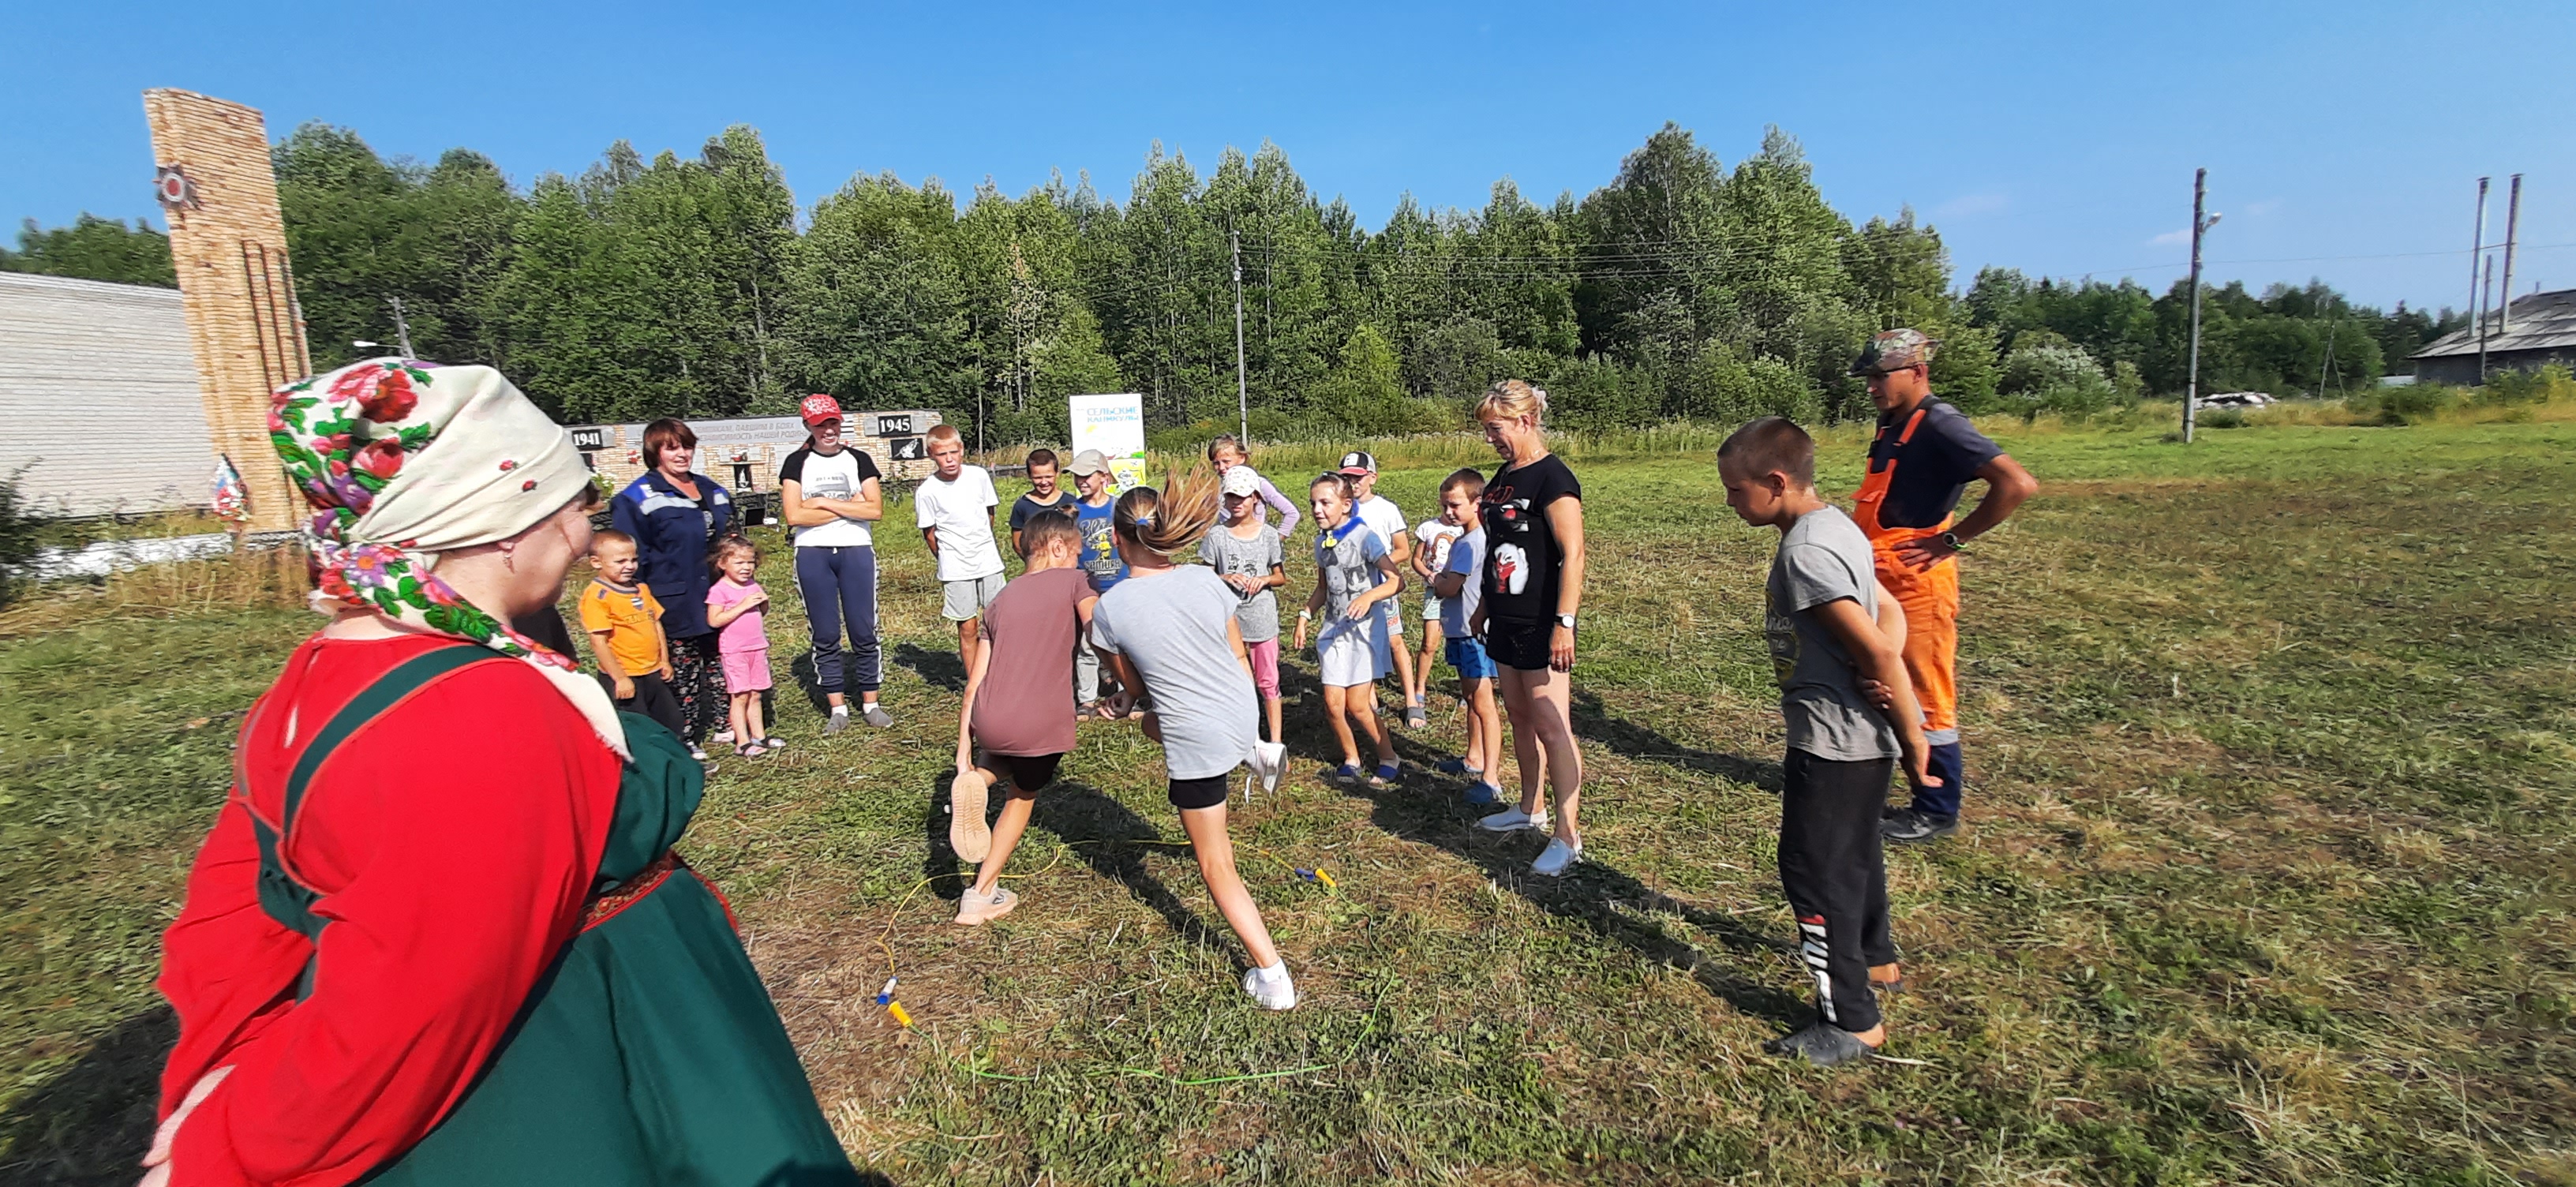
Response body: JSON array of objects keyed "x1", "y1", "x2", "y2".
[{"x1": 799, "y1": 393, "x2": 844, "y2": 428}]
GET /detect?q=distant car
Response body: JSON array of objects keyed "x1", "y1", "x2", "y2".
[{"x1": 2202, "y1": 391, "x2": 2275, "y2": 408}]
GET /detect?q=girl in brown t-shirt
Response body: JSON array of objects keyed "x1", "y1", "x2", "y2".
[{"x1": 949, "y1": 512, "x2": 1098, "y2": 925}]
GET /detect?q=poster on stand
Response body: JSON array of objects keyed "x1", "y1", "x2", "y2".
[{"x1": 1068, "y1": 393, "x2": 1148, "y2": 492}]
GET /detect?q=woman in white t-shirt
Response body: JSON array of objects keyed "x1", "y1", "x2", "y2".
[{"x1": 778, "y1": 395, "x2": 892, "y2": 731}]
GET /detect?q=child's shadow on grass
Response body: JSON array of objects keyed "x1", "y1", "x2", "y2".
[
  {"x1": 1567, "y1": 687, "x2": 1780, "y2": 792},
  {"x1": 919, "y1": 770, "x2": 1229, "y2": 957},
  {"x1": 1271, "y1": 661, "x2": 1806, "y2": 1025},
  {"x1": 891, "y1": 644, "x2": 966, "y2": 695}
]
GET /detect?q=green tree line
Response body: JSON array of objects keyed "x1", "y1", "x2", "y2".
[{"x1": 5, "y1": 122, "x2": 2467, "y2": 441}]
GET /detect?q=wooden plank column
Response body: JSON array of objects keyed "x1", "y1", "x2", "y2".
[{"x1": 143, "y1": 88, "x2": 308, "y2": 536}]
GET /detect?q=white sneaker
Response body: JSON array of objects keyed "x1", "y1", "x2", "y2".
[
  {"x1": 712, "y1": 728, "x2": 736, "y2": 745},
  {"x1": 1475, "y1": 807, "x2": 1548, "y2": 833},
  {"x1": 1243, "y1": 963, "x2": 1297, "y2": 1010},
  {"x1": 1531, "y1": 837, "x2": 1582, "y2": 876},
  {"x1": 1250, "y1": 741, "x2": 1286, "y2": 795},
  {"x1": 954, "y1": 886, "x2": 1017, "y2": 926}
]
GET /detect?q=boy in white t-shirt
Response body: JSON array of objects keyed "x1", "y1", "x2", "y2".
[
  {"x1": 917, "y1": 424, "x2": 1006, "y2": 675},
  {"x1": 1410, "y1": 501, "x2": 1464, "y2": 723},
  {"x1": 1428, "y1": 470, "x2": 1505, "y2": 804},
  {"x1": 1338, "y1": 451, "x2": 1427, "y2": 728}
]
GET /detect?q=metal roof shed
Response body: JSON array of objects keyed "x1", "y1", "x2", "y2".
[{"x1": 2409, "y1": 288, "x2": 2576, "y2": 385}]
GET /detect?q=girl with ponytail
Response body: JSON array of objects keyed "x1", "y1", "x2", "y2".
[{"x1": 1087, "y1": 466, "x2": 1298, "y2": 1009}]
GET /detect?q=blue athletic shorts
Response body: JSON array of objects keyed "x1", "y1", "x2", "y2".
[{"x1": 1445, "y1": 636, "x2": 1498, "y2": 680}]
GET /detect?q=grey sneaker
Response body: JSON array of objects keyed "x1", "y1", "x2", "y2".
[
  {"x1": 1762, "y1": 1022, "x2": 1878, "y2": 1067},
  {"x1": 863, "y1": 704, "x2": 896, "y2": 729},
  {"x1": 824, "y1": 710, "x2": 851, "y2": 736},
  {"x1": 1881, "y1": 809, "x2": 1959, "y2": 844}
]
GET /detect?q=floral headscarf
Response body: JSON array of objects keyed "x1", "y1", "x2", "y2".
[{"x1": 271, "y1": 358, "x2": 627, "y2": 754}]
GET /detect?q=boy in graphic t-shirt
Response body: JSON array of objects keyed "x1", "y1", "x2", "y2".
[
  {"x1": 1063, "y1": 448, "x2": 1125, "y2": 713},
  {"x1": 1719, "y1": 415, "x2": 1938, "y2": 1069}
]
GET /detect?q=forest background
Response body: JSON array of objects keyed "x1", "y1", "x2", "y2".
[{"x1": 1, "y1": 122, "x2": 2469, "y2": 449}]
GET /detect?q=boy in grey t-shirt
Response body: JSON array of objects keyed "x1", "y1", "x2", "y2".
[{"x1": 1720, "y1": 416, "x2": 1938, "y2": 1069}]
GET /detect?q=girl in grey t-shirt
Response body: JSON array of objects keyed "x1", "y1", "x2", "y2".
[{"x1": 1089, "y1": 471, "x2": 1298, "y2": 1010}]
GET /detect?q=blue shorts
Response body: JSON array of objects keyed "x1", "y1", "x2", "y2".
[{"x1": 1445, "y1": 637, "x2": 1498, "y2": 680}]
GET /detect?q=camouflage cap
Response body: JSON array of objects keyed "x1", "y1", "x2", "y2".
[{"x1": 1851, "y1": 328, "x2": 1939, "y2": 376}]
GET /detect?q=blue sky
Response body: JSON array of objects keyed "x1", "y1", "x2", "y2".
[{"x1": 8, "y1": 0, "x2": 2570, "y2": 311}]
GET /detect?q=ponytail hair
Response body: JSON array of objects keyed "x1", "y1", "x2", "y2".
[{"x1": 1114, "y1": 463, "x2": 1225, "y2": 557}]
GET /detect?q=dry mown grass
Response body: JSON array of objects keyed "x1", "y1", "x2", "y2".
[{"x1": 5, "y1": 418, "x2": 2573, "y2": 1185}]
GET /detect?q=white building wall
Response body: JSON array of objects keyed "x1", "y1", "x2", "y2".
[{"x1": 0, "y1": 272, "x2": 216, "y2": 516}]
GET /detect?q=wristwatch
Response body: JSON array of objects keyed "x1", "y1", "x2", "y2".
[
  {"x1": 1938, "y1": 531, "x2": 1966, "y2": 552},
  {"x1": 1555, "y1": 613, "x2": 1578, "y2": 629}
]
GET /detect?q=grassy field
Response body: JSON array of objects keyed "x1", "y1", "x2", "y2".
[{"x1": 4, "y1": 416, "x2": 2572, "y2": 1185}]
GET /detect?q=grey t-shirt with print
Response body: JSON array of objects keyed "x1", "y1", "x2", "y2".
[
  {"x1": 1090, "y1": 566, "x2": 1259, "y2": 781},
  {"x1": 1766, "y1": 505, "x2": 1900, "y2": 762},
  {"x1": 1313, "y1": 519, "x2": 1388, "y2": 620},
  {"x1": 1197, "y1": 524, "x2": 1285, "y2": 642}
]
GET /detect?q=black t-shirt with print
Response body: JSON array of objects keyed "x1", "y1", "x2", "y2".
[{"x1": 1479, "y1": 453, "x2": 1582, "y2": 624}]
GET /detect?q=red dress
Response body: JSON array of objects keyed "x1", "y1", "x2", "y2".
[{"x1": 155, "y1": 633, "x2": 621, "y2": 1186}]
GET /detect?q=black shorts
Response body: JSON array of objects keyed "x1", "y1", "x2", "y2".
[
  {"x1": 1484, "y1": 618, "x2": 1556, "y2": 672},
  {"x1": 993, "y1": 752, "x2": 1063, "y2": 792},
  {"x1": 1168, "y1": 773, "x2": 1230, "y2": 811}
]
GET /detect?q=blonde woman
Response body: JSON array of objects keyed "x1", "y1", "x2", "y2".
[{"x1": 1466, "y1": 380, "x2": 1589, "y2": 876}]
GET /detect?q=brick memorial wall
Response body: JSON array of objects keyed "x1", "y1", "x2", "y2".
[{"x1": 143, "y1": 88, "x2": 308, "y2": 535}]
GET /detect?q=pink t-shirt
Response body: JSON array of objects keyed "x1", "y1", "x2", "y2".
[{"x1": 706, "y1": 579, "x2": 769, "y2": 654}]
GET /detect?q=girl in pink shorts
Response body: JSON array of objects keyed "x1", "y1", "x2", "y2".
[{"x1": 706, "y1": 535, "x2": 784, "y2": 756}]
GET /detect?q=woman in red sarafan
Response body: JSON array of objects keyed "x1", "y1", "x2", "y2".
[{"x1": 145, "y1": 359, "x2": 859, "y2": 1186}]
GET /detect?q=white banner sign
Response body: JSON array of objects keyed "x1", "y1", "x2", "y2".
[{"x1": 1068, "y1": 393, "x2": 1148, "y2": 492}]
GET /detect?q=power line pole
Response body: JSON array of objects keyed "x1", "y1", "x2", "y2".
[
  {"x1": 2501, "y1": 174, "x2": 2523, "y2": 334},
  {"x1": 387, "y1": 295, "x2": 416, "y2": 359},
  {"x1": 2468, "y1": 176, "x2": 2489, "y2": 346},
  {"x1": 1230, "y1": 226, "x2": 1249, "y2": 445},
  {"x1": 2183, "y1": 168, "x2": 2209, "y2": 444},
  {"x1": 2477, "y1": 253, "x2": 2494, "y2": 383}
]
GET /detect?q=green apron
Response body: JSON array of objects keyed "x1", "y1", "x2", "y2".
[{"x1": 255, "y1": 646, "x2": 861, "y2": 1185}]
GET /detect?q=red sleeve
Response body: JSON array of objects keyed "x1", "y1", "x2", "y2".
[
  {"x1": 167, "y1": 665, "x2": 621, "y2": 1187},
  {"x1": 155, "y1": 792, "x2": 309, "y2": 1118}
]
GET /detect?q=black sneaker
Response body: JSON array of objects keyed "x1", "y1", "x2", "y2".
[
  {"x1": 1881, "y1": 808, "x2": 1959, "y2": 844},
  {"x1": 1761, "y1": 1022, "x2": 1877, "y2": 1067}
]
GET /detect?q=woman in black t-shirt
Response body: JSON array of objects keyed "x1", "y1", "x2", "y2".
[{"x1": 1466, "y1": 380, "x2": 1588, "y2": 877}]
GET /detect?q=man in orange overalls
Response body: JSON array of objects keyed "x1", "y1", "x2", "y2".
[{"x1": 1849, "y1": 329, "x2": 2039, "y2": 844}]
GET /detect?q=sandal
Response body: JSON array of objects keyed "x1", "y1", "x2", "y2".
[
  {"x1": 759, "y1": 736, "x2": 788, "y2": 752},
  {"x1": 733, "y1": 742, "x2": 768, "y2": 758},
  {"x1": 1368, "y1": 761, "x2": 1401, "y2": 788},
  {"x1": 1318, "y1": 762, "x2": 1365, "y2": 784}
]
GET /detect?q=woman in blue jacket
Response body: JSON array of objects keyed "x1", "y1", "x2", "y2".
[{"x1": 614, "y1": 418, "x2": 733, "y2": 759}]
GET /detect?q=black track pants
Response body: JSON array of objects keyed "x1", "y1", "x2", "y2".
[{"x1": 1778, "y1": 748, "x2": 1897, "y2": 1034}]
